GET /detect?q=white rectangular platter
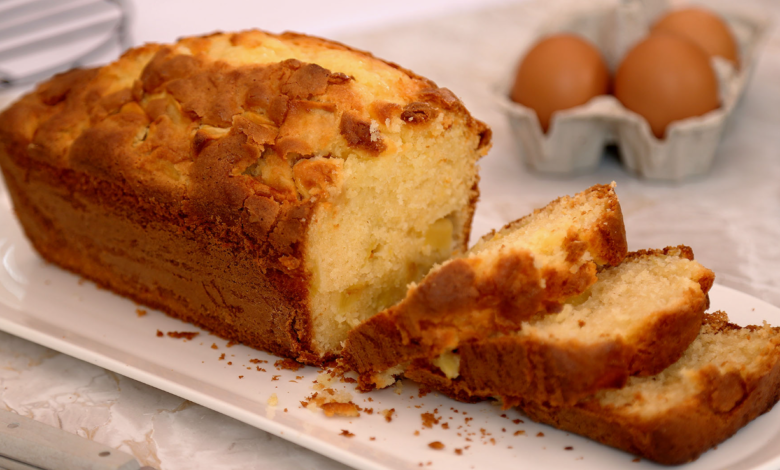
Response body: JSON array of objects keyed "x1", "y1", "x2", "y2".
[{"x1": 2, "y1": 178, "x2": 780, "y2": 470}]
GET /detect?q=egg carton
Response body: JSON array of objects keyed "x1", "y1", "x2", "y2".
[{"x1": 496, "y1": 0, "x2": 768, "y2": 181}]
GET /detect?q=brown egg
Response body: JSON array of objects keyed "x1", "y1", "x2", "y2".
[
  {"x1": 614, "y1": 32, "x2": 719, "y2": 139},
  {"x1": 510, "y1": 34, "x2": 610, "y2": 132},
  {"x1": 653, "y1": 7, "x2": 739, "y2": 67}
]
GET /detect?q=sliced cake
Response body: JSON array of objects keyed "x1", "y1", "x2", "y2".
[
  {"x1": 342, "y1": 183, "x2": 627, "y2": 389},
  {"x1": 406, "y1": 246, "x2": 715, "y2": 405},
  {"x1": 518, "y1": 312, "x2": 780, "y2": 464}
]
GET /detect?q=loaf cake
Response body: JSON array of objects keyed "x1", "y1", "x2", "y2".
[
  {"x1": 342, "y1": 184, "x2": 627, "y2": 389},
  {"x1": 0, "y1": 30, "x2": 491, "y2": 363},
  {"x1": 518, "y1": 312, "x2": 780, "y2": 464},
  {"x1": 405, "y1": 246, "x2": 715, "y2": 405}
]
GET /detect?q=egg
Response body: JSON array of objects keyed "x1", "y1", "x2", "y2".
[
  {"x1": 510, "y1": 34, "x2": 610, "y2": 132},
  {"x1": 614, "y1": 32, "x2": 719, "y2": 139},
  {"x1": 652, "y1": 7, "x2": 739, "y2": 67}
]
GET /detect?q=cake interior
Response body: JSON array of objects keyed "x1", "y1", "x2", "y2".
[
  {"x1": 596, "y1": 316, "x2": 779, "y2": 417},
  {"x1": 306, "y1": 119, "x2": 478, "y2": 355},
  {"x1": 467, "y1": 188, "x2": 613, "y2": 270},
  {"x1": 520, "y1": 252, "x2": 708, "y2": 342}
]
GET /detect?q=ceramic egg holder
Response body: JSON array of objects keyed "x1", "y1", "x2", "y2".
[{"x1": 497, "y1": 0, "x2": 767, "y2": 181}]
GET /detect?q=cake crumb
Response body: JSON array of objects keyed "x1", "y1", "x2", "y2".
[
  {"x1": 394, "y1": 380, "x2": 404, "y2": 395},
  {"x1": 257, "y1": 367, "x2": 266, "y2": 372},
  {"x1": 455, "y1": 448, "x2": 463, "y2": 455},
  {"x1": 250, "y1": 358, "x2": 268, "y2": 364},
  {"x1": 275, "y1": 358, "x2": 305, "y2": 371},
  {"x1": 633, "y1": 458, "x2": 641, "y2": 463},
  {"x1": 369, "y1": 437, "x2": 376, "y2": 441},
  {"x1": 514, "y1": 430, "x2": 525, "y2": 436},
  {"x1": 512, "y1": 419, "x2": 523, "y2": 424},
  {"x1": 537, "y1": 432, "x2": 544, "y2": 437},
  {"x1": 226, "y1": 340, "x2": 239, "y2": 347},
  {"x1": 284, "y1": 408, "x2": 287, "y2": 412},
  {"x1": 272, "y1": 375, "x2": 280, "y2": 381},
  {"x1": 211, "y1": 343, "x2": 218, "y2": 349},
  {"x1": 364, "y1": 408, "x2": 374, "y2": 415},
  {"x1": 167, "y1": 331, "x2": 199, "y2": 340},
  {"x1": 340, "y1": 430, "x2": 355, "y2": 438},
  {"x1": 381, "y1": 408, "x2": 396, "y2": 422},
  {"x1": 414, "y1": 430, "x2": 420, "y2": 436},
  {"x1": 421, "y1": 413, "x2": 439, "y2": 428},
  {"x1": 219, "y1": 353, "x2": 225, "y2": 360},
  {"x1": 136, "y1": 309, "x2": 147, "y2": 317},
  {"x1": 442, "y1": 422, "x2": 449, "y2": 430},
  {"x1": 565, "y1": 446, "x2": 573, "y2": 451},
  {"x1": 156, "y1": 330, "x2": 163, "y2": 337},
  {"x1": 321, "y1": 402, "x2": 360, "y2": 417},
  {"x1": 227, "y1": 361, "x2": 232, "y2": 365},
  {"x1": 428, "y1": 441, "x2": 444, "y2": 450},
  {"x1": 268, "y1": 393, "x2": 278, "y2": 406}
]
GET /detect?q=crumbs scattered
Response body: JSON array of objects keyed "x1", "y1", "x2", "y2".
[
  {"x1": 272, "y1": 375, "x2": 280, "y2": 381},
  {"x1": 211, "y1": 343, "x2": 218, "y2": 349},
  {"x1": 219, "y1": 353, "x2": 225, "y2": 360},
  {"x1": 514, "y1": 430, "x2": 525, "y2": 436},
  {"x1": 442, "y1": 422, "x2": 449, "y2": 430},
  {"x1": 167, "y1": 331, "x2": 199, "y2": 340},
  {"x1": 268, "y1": 393, "x2": 278, "y2": 406},
  {"x1": 275, "y1": 358, "x2": 304, "y2": 371},
  {"x1": 428, "y1": 441, "x2": 444, "y2": 450},
  {"x1": 303, "y1": 389, "x2": 360, "y2": 417},
  {"x1": 250, "y1": 358, "x2": 269, "y2": 364},
  {"x1": 257, "y1": 367, "x2": 266, "y2": 372},
  {"x1": 421, "y1": 413, "x2": 439, "y2": 428},
  {"x1": 136, "y1": 308, "x2": 147, "y2": 317},
  {"x1": 340, "y1": 430, "x2": 355, "y2": 438},
  {"x1": 156, "y1": 330, "x2": 164, "y2": 337},
  {"x1": 321, "y1": 402, "x2": 360, "y2": 417},
  {"x1": 381, "y1": 408, "x2": 396, "y2": 422}
]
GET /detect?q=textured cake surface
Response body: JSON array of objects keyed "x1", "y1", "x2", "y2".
[
  {"x1": 519, "y1": 312, "x2": 780, "y2": 464},
  {"x1": 342, "y1": 184, "x2": 628, "y2": 388},
  {"x1": 407, "y1": 246, "x2": 715, "y2": 405},
  {"x1": 0, "y1": 30, "x2": 490, "y2": 363}
]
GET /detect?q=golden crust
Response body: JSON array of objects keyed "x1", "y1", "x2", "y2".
[
  {"x1": 0, "y1": 30, "x2": 490, "y2": 364},
  {"x1": 342, "y1": 184, "x2": 627, "y2": 388},
  {"x1": 406, "y1": 246, "x2": 714, "y2": 406},
  {"x1": 517, "y1": 313, "x2": 780, "y2": 465}
]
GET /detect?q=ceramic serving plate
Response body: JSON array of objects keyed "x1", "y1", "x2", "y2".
[{"x1": 1, "y1": 178, "x2": 780, "y2": 470}]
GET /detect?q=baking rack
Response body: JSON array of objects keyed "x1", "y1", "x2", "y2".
[{"x1": 0, "y1": 0, "x2": 131, "y2": 88}]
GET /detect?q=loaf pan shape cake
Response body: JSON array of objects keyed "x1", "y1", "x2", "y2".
[
  {"x1": 405, "y1": 246, "x2": 715, "y2": 405},
  {"x1": 342, "y1": 184, "x2": 627, "y2": 389},
  {"x1": 0, "y1": 30, "x2": 491, "y2": 364},
  {"x1": 518, "y1": 312, "x2": 780, "y2": 465}
]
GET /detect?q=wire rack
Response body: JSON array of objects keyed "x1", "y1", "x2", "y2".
[{"x1": 0, "y1": 0, "x2": 131, "y2": 88}]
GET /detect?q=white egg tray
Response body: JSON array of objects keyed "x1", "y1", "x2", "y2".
[{"x1": 496, "y1": 0, "x2": 768, "y2": 181}]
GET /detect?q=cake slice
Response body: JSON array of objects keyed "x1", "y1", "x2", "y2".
[
  {"x1": 406, "y1": 246, "x2": 715, "y2": 405},
  {"x1": 342, "y1": 184, "x2": 627, "y2": 389},
  {"x1": 517, "y1": 312, "x2": 780, "y2": 465}
]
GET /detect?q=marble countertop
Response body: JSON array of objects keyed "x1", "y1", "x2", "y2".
[{"x1": 1, "y1": 0, "x2": 780, "y2": 468}]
